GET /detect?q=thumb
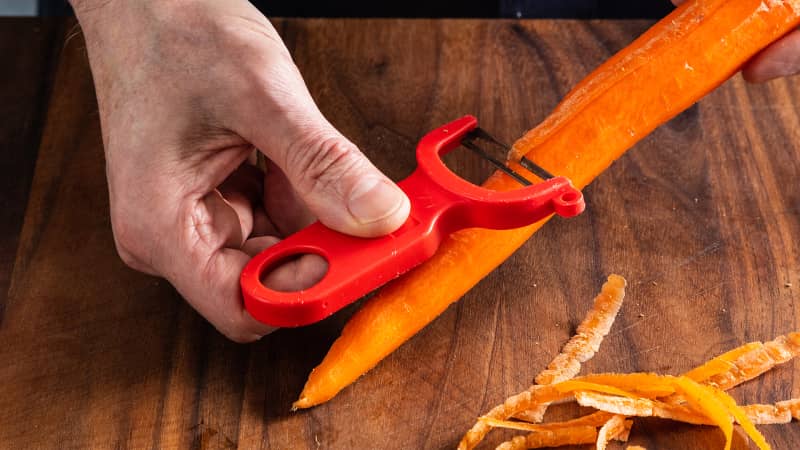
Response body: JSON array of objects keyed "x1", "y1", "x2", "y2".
[
  {"x1": 275, "y1": 123, "x2": 410, "y2": 237},
  {"x1": 741, "y1": 30, "x2": 800, "y2": 83},
  {"x1": 242, "y1": 78, "x2": 409, "y2": 237}
]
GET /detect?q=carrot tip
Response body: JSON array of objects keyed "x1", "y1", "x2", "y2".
[{"x1": 292, "y1": 399, "x2": 306, "y2": 411}]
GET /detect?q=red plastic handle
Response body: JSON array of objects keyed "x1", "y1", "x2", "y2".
[{"x1": 241, "y1": 116, "x2": 585, "y2": 327}]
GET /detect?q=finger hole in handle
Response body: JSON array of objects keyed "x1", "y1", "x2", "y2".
[{"x1": 259, "y1": 252, "x2": 330, "y2": 293}]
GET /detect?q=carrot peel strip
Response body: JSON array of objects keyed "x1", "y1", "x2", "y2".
[
  {"x1": 536, "y1": 275, "x2": 627, "y2": 386},
  {"x1": 671, "y1": 377, "x2": 734, "y2": 450},
  {"x1": 517, "y1": 275, "x2": 626, "y2": 422},
  {"x1": 553, "y1": 381, "x2": 639, "y2": 399},
  {"x1": 479, "y1": 412, "x2": 614, "y2": 433},
  {"x1": 711, "y1": 389, "x2": 771, "y2": 450},
  {"x1": 494, "y1": 426, "x2": 598, "y2": 450},
  {"x1": 596, "y1": 415, "x2": 631, "y2": 450}
]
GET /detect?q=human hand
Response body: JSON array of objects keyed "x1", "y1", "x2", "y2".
[
  {"x1": 672, "y1": 0, "x2": 800, "y2": 82},
  {"x1": 71, "y1": 0, "x2": 410, "y2": 342}
]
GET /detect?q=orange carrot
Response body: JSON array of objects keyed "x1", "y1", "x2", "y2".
[{"x1": 294, "y1": 0, "x2": 800, "y2": 409}]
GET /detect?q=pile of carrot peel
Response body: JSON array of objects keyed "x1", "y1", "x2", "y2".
[{"x1": 459, "y1": 275, "x2": 800, "y2": 450}]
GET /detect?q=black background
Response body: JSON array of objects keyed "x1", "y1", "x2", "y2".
[{"x1": 42, "y1": 0, "x2": 674, "y2": 18}]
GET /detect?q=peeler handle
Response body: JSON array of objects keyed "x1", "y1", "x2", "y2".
[
  {"x1": 241, "y1": 116, "x2": 585, "y2": 327},
  {"x1": 240, "y1": 215, "x2": 436, "y2": 328}
]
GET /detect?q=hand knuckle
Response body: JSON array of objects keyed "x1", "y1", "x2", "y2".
[
  {"x1": 110, "y1": 209, "x2": 148, "y2": 270},
  {"x1": 111, "y1": 221, "x2": 135, "y2": 259}
]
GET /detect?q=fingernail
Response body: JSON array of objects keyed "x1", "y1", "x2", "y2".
[{"x1": 347, "y1": 177, "x2": 406, "y2": 224}]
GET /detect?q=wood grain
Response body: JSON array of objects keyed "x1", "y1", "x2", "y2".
[
  {"x1": 2, "y1": 17, "x2": 800, "y2": 449},
  {"x1": 0, "y1": 18, "x2": 63, "y2": 322}
]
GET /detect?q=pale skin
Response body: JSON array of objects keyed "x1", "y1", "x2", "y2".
[{"x1": 70, "y1": 0, "x2": 800, "y2": 342}]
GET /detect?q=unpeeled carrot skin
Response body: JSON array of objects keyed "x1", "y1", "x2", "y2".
[{"x1": 294, "y1": 0, "x2": 800, "y2": 409}]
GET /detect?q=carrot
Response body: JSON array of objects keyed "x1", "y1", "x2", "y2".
[{"x1": 293, "y1": 0, "x2": 800, "y2": 409}]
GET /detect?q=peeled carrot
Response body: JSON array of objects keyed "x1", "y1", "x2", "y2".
[{"x1": 294, "y1": 0, "x2": 800, "y2": 409}]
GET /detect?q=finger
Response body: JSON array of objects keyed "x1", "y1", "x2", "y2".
[
  {"x1": 263, "y1": 159, "x2": 315, "y2": 235},
  {"x1": 242, "y1": 235, "x2": 280, "y2": 256},
  {"x1": 252, "y1": 204, "x2": 279, "y2": 237},
  {"x1": 200, "y1": 190, "x2": 246, "y2": 249},
  {"x1": 218, "y1": 162, "x2": 264, "y2": 206},
  {"x1": 190, "y1": 247, "x2": 277, "y2": 342},
  {"x1": 242, "y1": 235, "x2": 329, "y2": 292},
  {"x1": 267, "y1": 120, "x2": 409, "y2": 238},
  {"x1": 216, "y1": 190, "x2": 253, "y2": 245},
  {"x1": 169, "y1": 192, "x2": 276, "y2": 342},
  {"x1": 233, "y1": 48, "x2": 409, "y2": 237},
  {"x1": 742, "y1": 30, "x2": 800, "y2": 83},
  {"x1": 261, "y1": 253, "x2": 328, "y2": 292},
  {"x1": 217, "y1": 163, "x2": 264, "y2": 241}
]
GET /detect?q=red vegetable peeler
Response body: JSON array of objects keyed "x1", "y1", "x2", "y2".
[{"x1": 241, "y1": 115, "x2": 585, "y2": 327}]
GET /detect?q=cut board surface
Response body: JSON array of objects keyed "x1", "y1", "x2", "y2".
[{"x1": 2, "y1": 18, "x2": 800, "y2": 449}]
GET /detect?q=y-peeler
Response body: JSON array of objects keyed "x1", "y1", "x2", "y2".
[{"x1": 240, "y1": 115, "x2": 585, "y2": 327}]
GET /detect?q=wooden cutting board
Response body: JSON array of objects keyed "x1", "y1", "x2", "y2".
[{"x1": 2, "y1": 17, "x2": 800, "y2": 449}]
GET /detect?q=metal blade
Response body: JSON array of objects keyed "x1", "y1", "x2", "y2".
[
  {"x1": 463, "y1": 127, "x2": 556, "y2": 184},
  {"x1": 460, "y1": 138, "x2": 532, "y2": 186},
  {"x1": 518, "y1": 156, "x2": 555, "y2": 180}
]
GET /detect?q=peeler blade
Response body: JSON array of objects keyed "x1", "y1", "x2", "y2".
[
  {"x1": 461, "y1": 127, "x2": 555, "y2": 185},
  {"x1": 517, "y1": 156, "x2": 555, "y2": 180}
]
